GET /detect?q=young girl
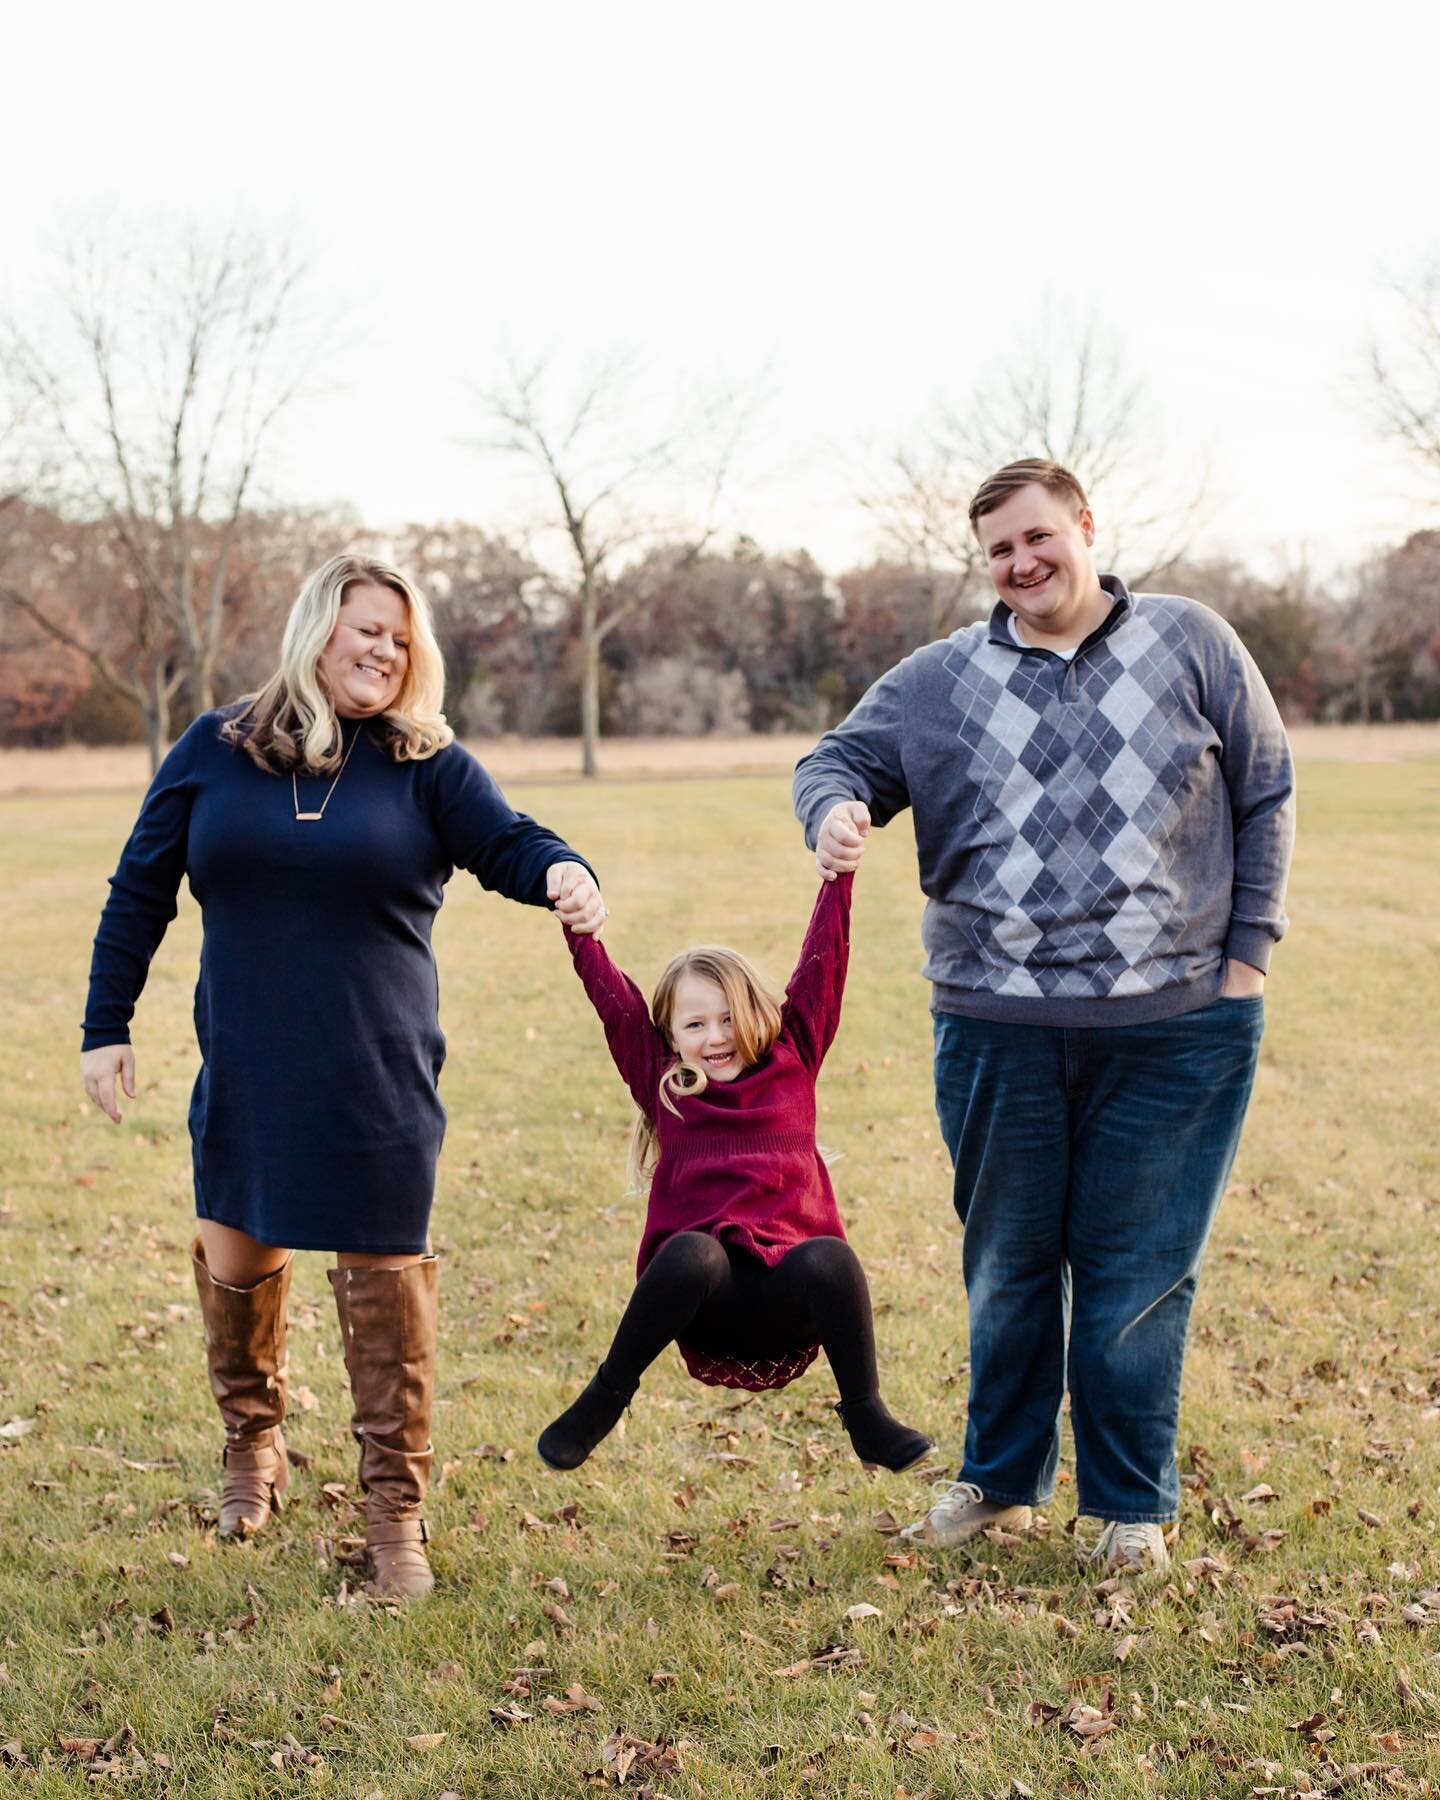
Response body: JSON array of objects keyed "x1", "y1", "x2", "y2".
[{"x1": 538, "y1": 871, "x2": 932, "y2": 1475}]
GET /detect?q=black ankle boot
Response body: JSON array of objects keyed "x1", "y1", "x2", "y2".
[
  {"x1": 835, "y1": 1396, "x2": 933, "y2": 1473},
  {"x1": 537, "y1": 1366, "x2": 636, "y2": 1471}
]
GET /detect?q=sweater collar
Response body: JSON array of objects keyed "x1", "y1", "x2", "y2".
[{"x1": 986, "y1": 572, "x2": 1132, "y2": 655}]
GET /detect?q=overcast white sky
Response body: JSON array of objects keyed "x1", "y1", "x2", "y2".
[{"x1": 5, "y1": 0, "x2": 1437, "y2": 579}]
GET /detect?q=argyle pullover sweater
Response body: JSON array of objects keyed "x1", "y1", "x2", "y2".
[
  {"x1": 793, "y1": 577, "x2": 1295, "y2": 1027},
  {"x1": 563, "y1": 877, "x2": 852, "y2": 1389}
]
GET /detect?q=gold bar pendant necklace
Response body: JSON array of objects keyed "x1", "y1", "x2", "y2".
[{"x1": 292, "y1": 726, "x2": 363, "y2": 822}]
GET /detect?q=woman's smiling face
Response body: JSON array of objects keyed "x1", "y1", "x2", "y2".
[{"x1": 318, "y1": 581, "x2": 411, "y2": 718}]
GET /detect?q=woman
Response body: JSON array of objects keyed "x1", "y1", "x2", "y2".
[{"x1": 80, "y1": 554, "x2": 604, "y2": 1598}]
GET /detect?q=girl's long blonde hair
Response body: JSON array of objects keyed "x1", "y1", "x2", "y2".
[
  {"x1": 221, "y1": 553, "x2": 454, "y2": 771},
  {"x1": 627, "y1": 945, "x2": 784, "y2": 1191}
]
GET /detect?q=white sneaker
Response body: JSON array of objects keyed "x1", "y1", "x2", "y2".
[
  {"x1": 898, "y1": 1480, "x2": 1033, "y2": 1547},
  {"x1": 1089, "y1": 1520, "x2": 1169, "y2": 1574}
]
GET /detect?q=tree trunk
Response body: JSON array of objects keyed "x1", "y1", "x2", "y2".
[
  {"x1": 143, "y1": 672, "x2": 172, "y2": 776},
  {"x1": 193, "y1": 650, "x2": 216, "y2": 720},
  {"x1": 579, "y1": 573, "x2": 599, "y2": 779},
  {"x1": 143, "y1": 698, "x2": 164, "y2": 776}
]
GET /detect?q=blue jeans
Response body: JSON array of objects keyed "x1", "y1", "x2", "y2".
[{"x1": 932, "y1": 998, "x2": 1265, "y2": 1523}]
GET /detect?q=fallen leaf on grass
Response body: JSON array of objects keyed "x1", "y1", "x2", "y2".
[
  {"x1": 591, "y1": 1730, "x2": 686, "y2": 1787},
  {"x1": 1066, "y1": 1708, "x2": 1117, "y2": 1741},
  {"x1": 772, "y1": 1659, "x2": 813, "y2": 1678},
  {"x1": 1053, "y1": 1691, "x2": 1118, "y2": 1744},
  {"x1": 489, "y1": 1706, "x2": 531, "y2": 1728},
  {"x1": 1114, "y1": 1633, "x2": 1138, "y2": 1663},
  {"x1": 0, "y1": 1418, "x2": 36, "y2": 1440},
  {"x1": 650, "y1": 1670, "x2": 678, "y2": 1685},
  {"x1": 542, "y1": 1684, "x2": 601, "y2": 1715},
  {"x1": 56, "y1": 1736, "x2": 101, "y2": 1758},
  {"x1": 269, "y1": 1734, "x2": 323, "y2": 1770},
  {"x1": 427, "y1": 1660, "x2": 464, "y2": 1683},
  {"x1": 712, "y1": 1582, "x2": 740, "y2": 1604},
  {"x1": 1358, "y1": 1508, "x2": 1384, "y2": 1529},
  {"x1": 406, "y1": 1731, "x2": 447, "y2": 1750},
  {"x1": 846, "y1": 1603, "x2": 882, "y2": 1623},
  {"x1": 542, "y1": 1600, "x2": 575, "y2": 1630},
  {"x1": 905, "y1": 1728, "x2": 954, "y2": 1750},
  {"x1": 1241, "y1": 1483, "x2": 1280, "y2": 1503}
]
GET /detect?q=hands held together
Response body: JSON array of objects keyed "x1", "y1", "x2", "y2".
[
  {"x1": 548, "y1": 861, "x2": 607, "y2": 936},
  {"x1": 815, "y1": 801, "x2": 871, "y2": 881}
]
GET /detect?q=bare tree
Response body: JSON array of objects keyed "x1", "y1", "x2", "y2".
[
  {"x1": 1366, "y1": 262, "x2": 1440, "y2": 481},
  {"x1": 472, "y1": 356, "x2": 747, "y2": 775},
  {"x1": 862, "y1": 312, "x2": 1209, "y2": 620},
  {"x1": 1, "y1": 219, "x2": 318, "y2": 767}
]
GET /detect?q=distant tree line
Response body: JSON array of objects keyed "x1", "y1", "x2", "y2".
[
  {"x1": 3, "y1": 502, "x2": 1437, "y2": 755},
  {"x1": 2, "y1": 223, "x2": 1439, "y2": 767}
]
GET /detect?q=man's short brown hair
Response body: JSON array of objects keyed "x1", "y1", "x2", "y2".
[{"x1": 968, "y1": 459, "x2": 1089, "y2": 534}]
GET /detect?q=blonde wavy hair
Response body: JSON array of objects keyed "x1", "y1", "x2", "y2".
[
  {"x1": 222, "y1": 553, "x2": 454, "y2": 771},
  {"x1": 627, "y1": 946, "x2": 784, "y2": 1190}
]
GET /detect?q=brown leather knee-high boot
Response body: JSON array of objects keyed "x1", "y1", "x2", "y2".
[
  {"x1": 191, "y1": 1238, "x2": 292, "y2": 1538},
  {"x1": 328, "y1": 1256, "x2": 438, "y2": 1598}
]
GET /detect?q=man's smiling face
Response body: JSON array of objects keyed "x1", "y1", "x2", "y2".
[{"x1": 978, "y1": 483, "x2": 1105, "y2": 644}]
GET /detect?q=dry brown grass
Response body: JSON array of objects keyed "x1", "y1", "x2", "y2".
[{"x1": 3, "y1": 721, "x2": 1437, "y2": 796}]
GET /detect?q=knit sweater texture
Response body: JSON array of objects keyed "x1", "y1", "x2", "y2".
[
  {"x1": 793, "y1": 577, "x2": 1295, "y2": 1027},
  {"x1": 565, "y1": 876, "x2": 851, "y2": 1388}
]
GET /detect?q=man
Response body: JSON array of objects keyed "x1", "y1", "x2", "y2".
[{"x1": 793, "y1": 459, "x2": 1294, "y2": 1572}]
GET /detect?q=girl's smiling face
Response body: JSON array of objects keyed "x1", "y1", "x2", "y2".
[{"x1": 669, "y1": 971, "x2": 745, "y2": 1081}]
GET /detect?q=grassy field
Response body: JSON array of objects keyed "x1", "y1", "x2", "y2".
[{"x1": 0, "y1": 749, "x2": 1437, "y2": 1797}]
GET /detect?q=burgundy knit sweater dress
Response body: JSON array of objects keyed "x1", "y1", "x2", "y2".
[{"x1": 564, "y1": 875, "x2": 854, "y2": 1390}]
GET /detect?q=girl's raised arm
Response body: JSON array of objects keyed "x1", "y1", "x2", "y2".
[
  {"x1": 780, "y1": 871, "x2": 853, "y2": 1070},
  {"x1": 563, "y1": 925, "x2": 667, "y2": 1111}
]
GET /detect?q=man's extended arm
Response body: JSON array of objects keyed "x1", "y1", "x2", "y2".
[{"x1": 792, "y1": 659, "x2": 913, "y2": 873}]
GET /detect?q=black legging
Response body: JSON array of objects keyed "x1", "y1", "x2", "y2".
[{"x1": 601, "y1": 1231, "x2": 879, "y2": 1401}]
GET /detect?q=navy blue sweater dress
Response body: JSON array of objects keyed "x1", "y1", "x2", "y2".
[{"x1": 82, "y1": 711, "x2": 592, "y2": 1254}]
